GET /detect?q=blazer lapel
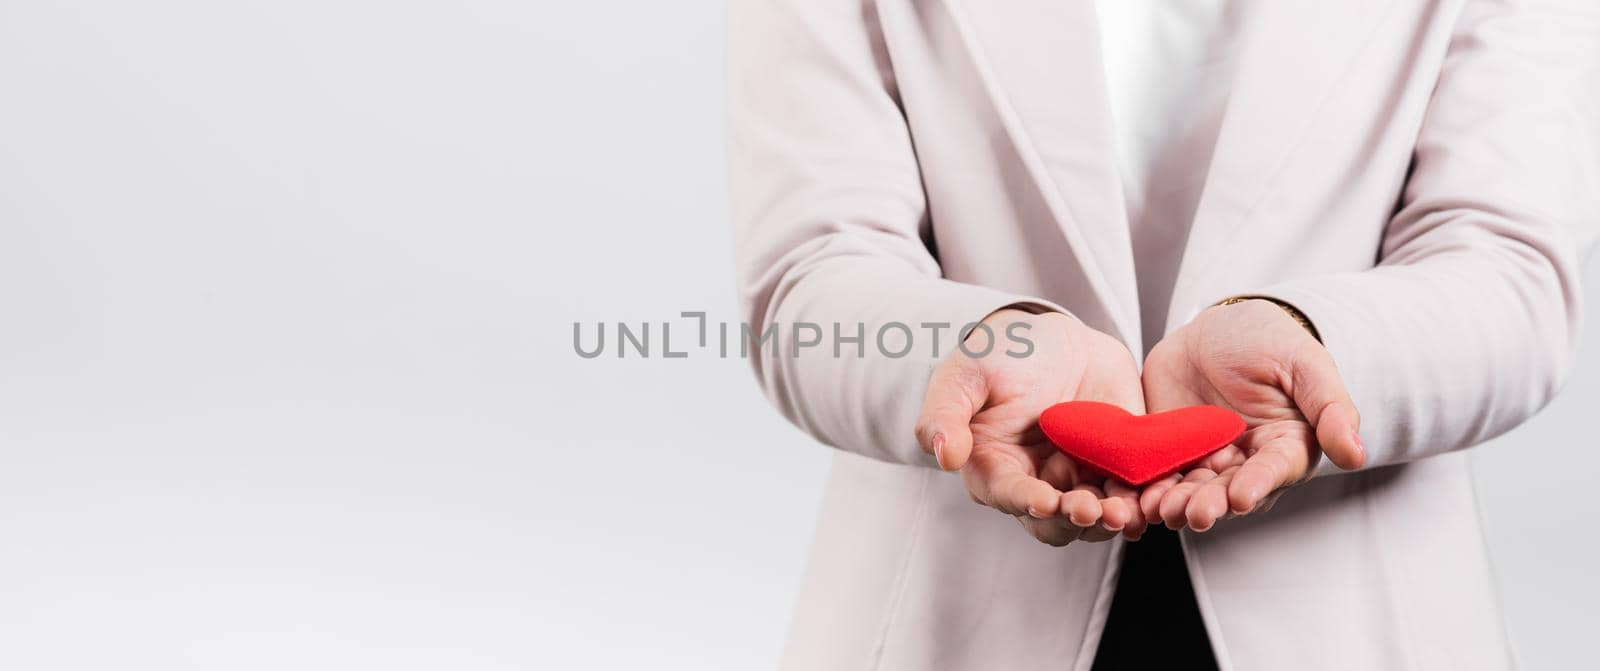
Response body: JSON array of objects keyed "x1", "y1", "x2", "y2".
[
  {"x1": 941, "y1": 0, "x2": 1141, "y2": 350},
  {"x1": 1167, "y1": 0, "x2": 1401, "y2": 327}
]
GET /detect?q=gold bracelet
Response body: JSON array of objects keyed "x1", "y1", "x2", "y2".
[{"x1": 1216, "y1": 296, "x2": 1322, "y2": 343}]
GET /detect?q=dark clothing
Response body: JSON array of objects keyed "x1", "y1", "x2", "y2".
[{"x1": 1091, "y1": 526, "x2": 1219, "y2": 670}]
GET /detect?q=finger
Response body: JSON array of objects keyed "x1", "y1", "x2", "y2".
[
  {"x1": 1289, "y1": 344, "x2": 1364, "y2": 470},
  {"x1": 1140, "y1": 474, "x2": 1182, "y2": 524},
  {"x1": 1081, "y1": 513, "x2": 1126, "y2": 542},
  {"x1": 1227, "y1": 443, "x2": 1308, "y2": 514},
  {"x1": 1073, "y1": 483, "x2": 1126, "y2": 541},
  {"x1": 1061, "y1": 489, "x2": 1104, "y2": 527},
  {"x1": 1197, "y1": 444, "x2": 1247, "y2": 473},
  {"x1": 1120, "y1": 514, "x2": 1148, "y2": 541},
  {"x1": 1017, "y1": 518, "x2": 1081, "y2": 547},
  {"x1": 964, "y1": 457, "x2": 1061, "y2": 518},
  {"x1": 1078, "y1": 524, "x2": 1120, "y2": 543},
  {"x1": 1019, "y1": 516, "x2": 1082, "y2": 547},
  {"x1": 1160, "y1": 469, "x2": 1217, "y2": 530},
  {"x1": 1071, "y1": 482, "x2": 1107, "y2": 499},
  {"x1": 1038, "y1": 452, "x2": 1082, "y2": 492},
  {"x1": 1070, "y1": 487, "x2": 1120, "y2": 543},
  {"x1": 1313, "y1": 398, "x2": 1363, "y2": 471},
  {"x1": 1098, "y1": 492, "x2": 1134, "y2": 532},
  {"x1": 1257, "y1": 489, "x2": 1287, "y2": 514},
  {"x1": 914, "y1": 359, "x2": 987, "y2": 471},
  {"x1": 1104, "y1": 480, "x2": 1148, "y2": 540},
  {"x1": 1185, "y1": 468, "x2": 1238, "y2": 532}
]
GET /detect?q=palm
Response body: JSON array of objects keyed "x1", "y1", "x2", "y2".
[
  {"x1": 1138, "y1": 300, "x2": 1361, "y2": 531},
  {"x1": 1143, "y1": 340, "x2": 1316, "y2": 477},
  {"x1": 918, "y1": 310, "x2": 1149, "y2": 545},
  {"x1": 967, "y1": 366, "x2": 1105, "y2": 504}
]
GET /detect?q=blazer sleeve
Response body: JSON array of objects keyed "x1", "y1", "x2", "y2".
[
  {"x1": 1258, "y1": 0, "x2": 1600, "y2": 476},
  {"x1": 725, "y1": 0, "x2": 1065, "y2": 467}
]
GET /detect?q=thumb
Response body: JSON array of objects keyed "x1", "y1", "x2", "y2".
[
  {"x1": 1289, "y1": 345, "x2": 1364, "y2": 470},
  {"x1": 915, "y1": 359, "x2": 988, "y2": 471}
]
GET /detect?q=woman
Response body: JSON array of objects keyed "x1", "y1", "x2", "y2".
[{"x1": 726, "y1": 1, "x2": 1598, "y2": 668}]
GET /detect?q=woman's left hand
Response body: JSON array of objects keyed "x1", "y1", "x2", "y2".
[{"x1": 1138, "y1": 299, "x2": 1366, "y2": 532}]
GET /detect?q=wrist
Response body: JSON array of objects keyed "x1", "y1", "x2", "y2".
[
  {"x1": 982, "y1": 305, "x2": 1073, "y2": 329},
  {"x1": 1215, "y1": 295, "x2": 1321, "y2": 343}
]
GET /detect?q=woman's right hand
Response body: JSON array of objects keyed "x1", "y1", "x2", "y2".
[{"x1": 915, "y1": 309, "x2": 1148, "y2": 546}]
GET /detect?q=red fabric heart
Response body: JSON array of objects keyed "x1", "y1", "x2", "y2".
[{"x1": 1039, "y1": 401, "x2": 1246, "y2": 486}]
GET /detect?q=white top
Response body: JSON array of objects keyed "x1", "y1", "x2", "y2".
[{"x1": 1096, "y1": 0, "x2": 1248, "y2": 352}]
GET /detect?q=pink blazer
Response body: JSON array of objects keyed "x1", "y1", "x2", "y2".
[{"x1": 726, "y1": 1, "x2": 1600, "y2": 668}]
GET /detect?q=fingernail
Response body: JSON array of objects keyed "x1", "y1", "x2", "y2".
[
  {"x1": 1352, "y1": 430, "x2": 1365, "y2": 456},
  {"x1": 932, "y1": 432, "x2": 946, "y2": 467}
]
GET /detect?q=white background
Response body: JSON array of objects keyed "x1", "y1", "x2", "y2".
[{"x1": 0, "y1": 2, "x2": 1593, "y2": 669}]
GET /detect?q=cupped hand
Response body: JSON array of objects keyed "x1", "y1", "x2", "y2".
[
  {"x1": 915, "y1": 309, "x2": 1148, "y2": 546},
  {"x1": 1139, "y1": 299, "x2": 1364, "y2": 532}
]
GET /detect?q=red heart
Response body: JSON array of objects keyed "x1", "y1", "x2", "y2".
[{"x1": 1039, "y1": 401, "x2": 1246, "y2": 486}]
